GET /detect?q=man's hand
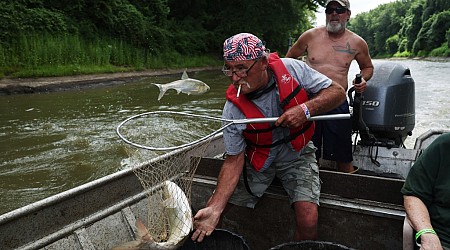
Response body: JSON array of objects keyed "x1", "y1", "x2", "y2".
[
  {"x1": 276, "y1": 105, "x2": 307, "y2": 128},
  {"x1": 353, "y1": 77, "x2": 367, "y2": 93},
  {"x1": 191, "y1": 207, "x2": 220, "y2": 242},
  {"x1": 419, "y1": 233, "x2": 443, "y2": 250}
]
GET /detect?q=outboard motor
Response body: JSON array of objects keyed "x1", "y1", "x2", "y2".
[{"x1": 349, "y1": 62, "x2": 415, "y2": 148}]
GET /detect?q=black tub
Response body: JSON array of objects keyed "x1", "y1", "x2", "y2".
[
  {"x1": 181, "y1": 229, "x2": 250, "y2": 250},
  {"x1": 270, "y1": 241, "x2": 354, "y2": 250}
]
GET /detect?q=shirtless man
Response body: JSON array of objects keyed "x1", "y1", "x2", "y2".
[{"x1": 286, "y1": 0, "x2": 374, "y2": 173}]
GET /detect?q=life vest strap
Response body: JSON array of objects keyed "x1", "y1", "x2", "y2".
[
  {"x1": 245, "y1": 121, "x2": 313, "y2": 148},
  {"x1": 243, "y1": 164, "x2": 258, "y2": 197},
  {"x1": 244, "y1": 125, "x2": 276, "y2": 134},
  {"x1": 280, "y1": 85, "x2": 301, "y2": 109}
]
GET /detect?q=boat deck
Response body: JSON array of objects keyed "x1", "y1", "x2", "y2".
[
  {"x1": 192, "y1": 158, "x2": 405, "y2": 249},
  {"x1": 1, "y1": 130, "x2": 448, "y2": 249}
]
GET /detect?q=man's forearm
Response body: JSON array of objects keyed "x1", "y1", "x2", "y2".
[
  {"x1": 404, "y1": 195, "x2": 433, "y2": 230},
  {"x1": 206, "y1": 153, "x2": 244, "y2": 213},
  {"x1": 305, "y1": 82, "x2": 346, "y2": 116},
  {"x1": 360, "y1": 67, "x2": 374, "y2": 81}
]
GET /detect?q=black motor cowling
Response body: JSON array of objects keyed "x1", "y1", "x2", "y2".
[{"x1": 349, "y1": 62, "x2": 415, "y2": 147}]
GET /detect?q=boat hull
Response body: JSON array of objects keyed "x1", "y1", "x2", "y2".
[{"x1": 1, "y1": 130, "x2": 448, "y2": 249}]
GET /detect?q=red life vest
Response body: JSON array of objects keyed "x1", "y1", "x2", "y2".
[{"x1": 225, "y1": 53, "x2": 315, "y2": 172}]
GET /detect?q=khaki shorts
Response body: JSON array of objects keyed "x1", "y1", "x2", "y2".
[{"x1": 229, "y1": 141, "x2": 320, "y2": 208}]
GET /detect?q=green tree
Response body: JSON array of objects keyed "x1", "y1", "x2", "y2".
[
  {"x1": 166, "y1": 0, "x2": 317, "y2": 55},
  {"x1": 447, "y1": 29, "x2": 450, "y2": 47},
  {"x1": 413, "y1": 10, "x2": 450, "y2": 54},
  {"x1": 386, "y1": 34, "x2": 400, "y2": 55},
  {"x1": 348, "y1": 0, "x2": 450, "y2": 57},
  {"x1": 400, "y1": 1, "x2": 425, "y2": 52},
  {"x1": 422, "y1": 0, "x2": 450, "y2": 21},
  {"x1": 349, "y1": 4, "x2": 400, "y2": 56}
]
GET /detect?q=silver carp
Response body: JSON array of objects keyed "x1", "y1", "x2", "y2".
[
  {"x1": 152, "y1": 70, "x2": 210, "y2": 101},
  {"x1": 112, "y1": 181, "x2": 193, "y2": 250}
]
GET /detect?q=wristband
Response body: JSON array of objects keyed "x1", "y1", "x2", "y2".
[
  {"x1": 415, "y1": 228, "x2": 437, "y2": 247},
  {"x1": 300, "y1": 103, "x2": 310, "y2": 120}
]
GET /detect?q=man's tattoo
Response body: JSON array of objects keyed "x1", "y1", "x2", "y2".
[{"x1": 332, "y1": 42, "x2": 356, "y2": 55}]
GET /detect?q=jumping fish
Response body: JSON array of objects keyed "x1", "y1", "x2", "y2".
[
  {"x1": 151, "y1": 70, "x2": 210, "y2": 101},
  {"x1": 112, "y1": 181, "x2": 193, "y2": 250}
]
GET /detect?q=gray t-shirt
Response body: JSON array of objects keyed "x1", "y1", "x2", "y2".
[{"x1": 222, "y1": 58, "x2": 332, "y2": 171}]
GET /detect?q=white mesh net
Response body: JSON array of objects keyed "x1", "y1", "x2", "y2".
[
  {"x1": 132, "y1": 144, "x2": 211, "y2": 245},
  {"x1": 118, "y1": 111, "x2": 221, "y2": 246}
]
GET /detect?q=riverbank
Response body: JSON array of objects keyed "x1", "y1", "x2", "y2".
[
  {"x1": 388, "y1": 56, "x2": 450, "y2": 62},
  {"x1": 0, "y1": 66, "x2": 219, "y2": 95},
  {"x1": 1, "y1": 56, "x2": 448, "y2": 95}
]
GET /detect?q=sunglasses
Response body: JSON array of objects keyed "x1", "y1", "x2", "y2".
[{"x1": 325, "y1": 7, "x2": 348, "y2": 14}]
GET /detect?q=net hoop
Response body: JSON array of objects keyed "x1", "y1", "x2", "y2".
[
  {"x1": 116, "y1": 110, "x2": 351, "y2": 151},
  {"x1": 116, "y1": 111, "x2": 229, "y2": 151}
]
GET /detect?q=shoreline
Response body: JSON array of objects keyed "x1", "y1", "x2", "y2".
[
  {"x1": 1, "y1": 56, "x2": 448, "y2": 95},
  {"x1": 386, "y1": 56, "x2": 450, "y2": 62},
  {"x1": 0, "y1": 66, "x2": 219, "y2": 95}
]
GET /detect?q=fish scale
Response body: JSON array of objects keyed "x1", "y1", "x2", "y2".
[{"x1": 151, "y1": 70, "x2": 210, "y2": 101}]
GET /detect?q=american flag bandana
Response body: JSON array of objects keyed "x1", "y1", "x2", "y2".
[{"x1": 223, "y1": 33, "x2": 266, "y2": 61}]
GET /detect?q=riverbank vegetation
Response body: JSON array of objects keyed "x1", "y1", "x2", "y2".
[
  {"x1": 348, "y1": 0, "x2": 450, "y2": 59},
  {"x1": 2, "y1": 33, "x2": 220, "y2": 78},
  {"x1": 0, "y1": 0, "x2": 448, "y2": 79},
  {"x1": 0, "y1": 0, "x2": 318, "y2": 79}
]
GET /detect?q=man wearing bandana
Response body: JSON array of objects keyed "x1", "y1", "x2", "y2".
[{"x1": 191, "y1": 33, "x2": 346, "y2": 242}]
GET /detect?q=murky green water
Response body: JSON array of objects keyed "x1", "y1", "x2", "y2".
[
  {"x1": 1, "y1": 60, "x2": 449, "y2": 215},
  {"x1": 0, "y1": 70, "x2": 229, "y2": 214}
]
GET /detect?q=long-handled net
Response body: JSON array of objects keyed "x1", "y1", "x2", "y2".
[
  {"x1": 116, "y1": 111, "x2": 224, "y2": 247},
  {"x1": 116, "y1": 110, "x2": 350, "y2": 246}
]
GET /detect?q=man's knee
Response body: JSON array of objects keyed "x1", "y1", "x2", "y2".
[
  {"x1": 293, "y1": 201, "x2": 318, "y2": 240},
  {"x1": 297, "y1": 214, "x2": 318, "y2": 229},
  {"x1": 293, "y1": 201, "x2": 318, "y2": 226}
]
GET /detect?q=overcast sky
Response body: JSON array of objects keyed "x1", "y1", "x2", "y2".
[{"x1": 314, "y1": 0, "x2": 398, "y2": 27}]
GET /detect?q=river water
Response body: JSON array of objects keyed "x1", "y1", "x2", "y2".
[{"x1": 0, "y1": 59, "x2": 449, "y2": 215}]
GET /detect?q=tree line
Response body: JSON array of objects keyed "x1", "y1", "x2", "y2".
[
  {"x1": 348, "y1": 0, "x2": 450, "y2": 57},
  {"x1": 0, "y1": 0, "x2": 324, "y2": 77},
  {"x1": 0, "y1": 0, "x2": 448, "y2": 78}
]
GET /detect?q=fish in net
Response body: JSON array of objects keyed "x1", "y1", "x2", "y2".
[{"x1": 115, "y1": 111, "x2": 222, "y2": 249}]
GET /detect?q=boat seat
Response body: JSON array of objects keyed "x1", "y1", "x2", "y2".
[{"x1": 403, "y1": 216, "x2": 416, "y2": 250}]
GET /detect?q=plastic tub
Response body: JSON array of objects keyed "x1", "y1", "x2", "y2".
[
  {"x1": 181, "y1": 229, "x2": 250, "y2": 250},
  {"x1": 270, "y1": 241, "x2": 353, "y2": 250}
]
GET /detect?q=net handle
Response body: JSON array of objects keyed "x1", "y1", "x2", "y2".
[
  {"x1": 116, "y1": 111, "x2": 350, "y2": 151},
  {"x1": 230, "y1": 113, "x2": 350, "y2": 124}
]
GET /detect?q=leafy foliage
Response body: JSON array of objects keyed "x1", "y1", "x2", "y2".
[
  {"x1": 349, "y1": 0, "x2": 449, "y2": 57},
  {"x1": 0, "y1": 0, "x2": 448, "y2": 78},
  {"x1": 413, "y1": 10, "x2": 450, "y2": 54},
  {"x1": 1, "y1": 0, "x2": 319, "y2": 61}
]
